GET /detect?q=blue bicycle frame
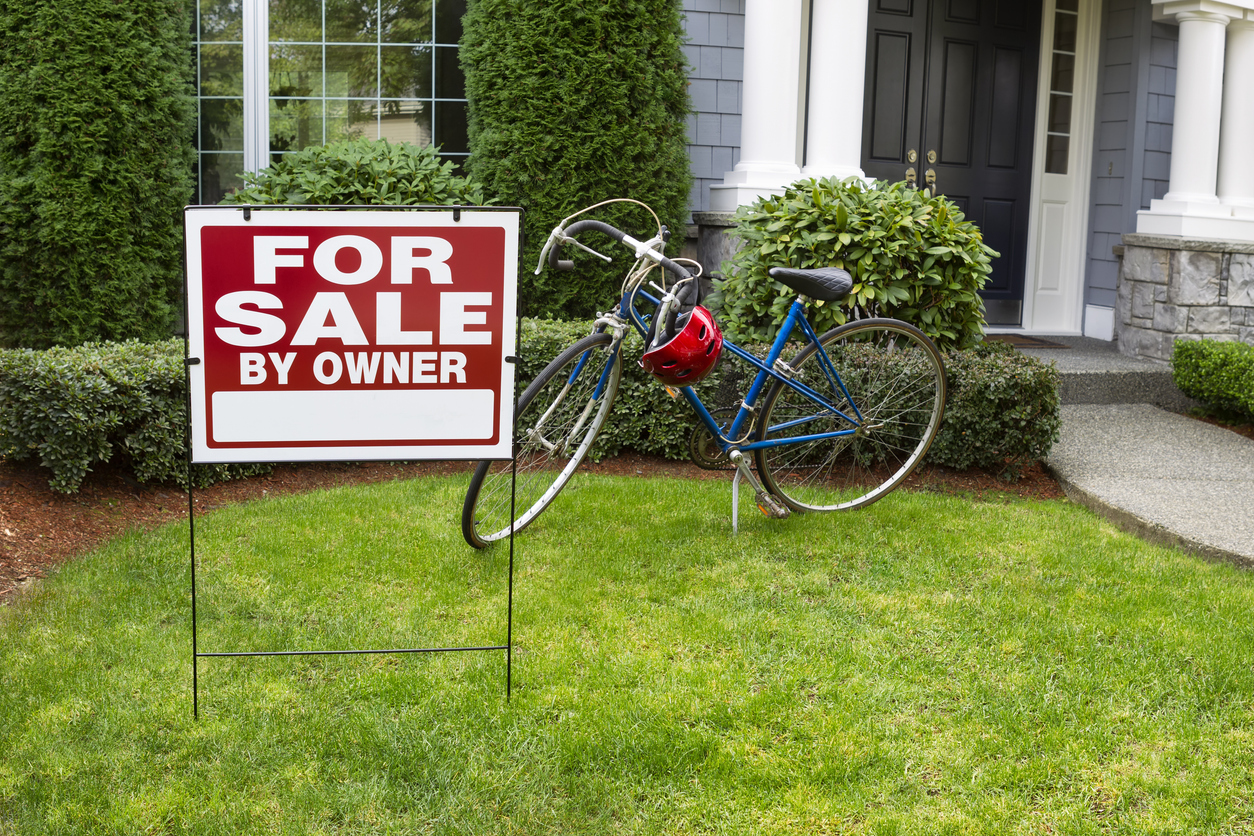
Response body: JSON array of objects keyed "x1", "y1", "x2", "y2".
[{"x1": 609, "y1": 286, "x2": 866, "y2": 457}]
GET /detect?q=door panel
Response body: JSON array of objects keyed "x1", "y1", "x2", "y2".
[
  {"x1": 987, "y1": 47, "x2": 1023, "y2": 168},
  {"x1": 938, "y1": 40, "x2": 977, "y2": 166},
  {"x1": 868, "y1": 33, "x2": 914, "y2": 161},
  {"x1": 862, "y1": 2, "x2": 927, "y2": 181},
  {"x1": 862, "y1": 0, "x2": 1042, "y2": 325}
]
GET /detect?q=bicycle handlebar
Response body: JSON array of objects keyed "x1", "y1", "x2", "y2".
[{"x1": 544, "y1": 218, "x2": 693, "y2": 283}]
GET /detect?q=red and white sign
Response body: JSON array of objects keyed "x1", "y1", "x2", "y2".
[{"x1": 185, "y1": 208, "x2": 519, "y2": 463}]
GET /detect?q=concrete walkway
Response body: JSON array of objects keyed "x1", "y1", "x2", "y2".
[
  {"x1": 1008, "y1": 336, "x2": 1254, "y2": 565},
  {"x1": 1046, "y1": 404, "x2": 1254, "y2": 565}
]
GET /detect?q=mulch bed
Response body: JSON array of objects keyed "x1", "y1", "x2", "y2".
[{"x1": 8, "y1": 408, "x2": 1254, "y2": 606}]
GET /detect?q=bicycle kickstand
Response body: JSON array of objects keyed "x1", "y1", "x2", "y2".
[{"x1": 727, "y1": 450, "x2": 790, "y2": 520}]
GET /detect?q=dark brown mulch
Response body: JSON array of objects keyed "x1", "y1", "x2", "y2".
[
  {"x1": 0, "y1": 453, "x2": 1064, "y2": 606},
  {"x1": 1193, "y1": 413, "x2": 1254, "y2": 442}
]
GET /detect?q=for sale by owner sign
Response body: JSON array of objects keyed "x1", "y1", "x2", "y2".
[{"x1": 185, "y1": 208, "x2": 519, "y2": 463}]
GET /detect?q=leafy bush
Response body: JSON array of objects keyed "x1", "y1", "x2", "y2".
[
  {"x1": 221, "y1": 138, "x2": 488, "y2": 206},
  {"x1": 0, "y1": 341, "x2": 268, "y2": 493},
  {"x1": 521, "y1": 321, "x2": 1059, "y2": 478},
  {"x1": 0, "y1": 0, "x2": 194, "y2": 349},
  {"x1": 710, "y1": 177, "x2": 996, "y2": 351},
  {"x1": 0, "y1": 327, "x2": 1060, "y2": 493},
  {"x1": 461, "y1": 0, "x2": 692, "y2": 319},
  {"x1": 510, "y1": 318, "x2": 760, "y2": 462},
  {"x1": 929, "y1": 340, "x2": 1062, "y2": 479},
  {"x1": 1172, "y1": 339, "x2": 1254, "y2": 421}
]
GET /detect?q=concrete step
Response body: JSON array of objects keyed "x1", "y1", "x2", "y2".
[{"x1": 1010, "y1": 335, "x2": 1198, "y2": 411}]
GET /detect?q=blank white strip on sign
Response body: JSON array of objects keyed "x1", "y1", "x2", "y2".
[{"x1": 211, "y1": 390, "x2": 496, "y2": 443}]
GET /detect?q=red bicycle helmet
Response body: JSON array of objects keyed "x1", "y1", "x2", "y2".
[{"x1": 639, "y1": 305, "x2": 724, "y2": 386}]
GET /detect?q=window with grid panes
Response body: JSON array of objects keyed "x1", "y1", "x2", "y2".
[
  {"x1": 191, "y1": 0, "x2": 467, "y2": 203},
  {"x1": 1045, "y1": 0, "x2": 1078, "y2": 174}
]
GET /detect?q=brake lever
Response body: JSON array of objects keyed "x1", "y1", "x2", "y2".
[
  {"x1": 566, "y1": 237, "x2": 613, "y2": 263},
  {"x1": 534, "y1": 226, "x2": 563, "y2": 275}
]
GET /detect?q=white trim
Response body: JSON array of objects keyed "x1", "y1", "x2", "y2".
[
  {"x1": 1083, "y1": 305, "x2": 1115, "y2": 340},
  {"x1": 242, "y1": 0, "x2": 269, "y2": 174},
  {"x1": 1021, "y1": 0, "x2": 1102, "y2": 334}
]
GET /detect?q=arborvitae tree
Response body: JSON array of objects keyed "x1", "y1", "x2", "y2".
[
  {"x1": 0, "y1": 0, "x2": 195, "y2": 348},
  {"x1": 461, "y1": 0, "x2": 692, "y2": 319}
]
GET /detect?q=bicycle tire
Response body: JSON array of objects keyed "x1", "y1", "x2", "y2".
[
  {"x1": 462, "y1": 332, "x2": 622, "y2": 548},
  {"x1": 754, "y1": 318, "x2": 946, "y2": 512}
]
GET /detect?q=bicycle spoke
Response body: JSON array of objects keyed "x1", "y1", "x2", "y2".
[
  {"x1": 462, "y1": 333, "x2": 622, "y2": 547},
  {"x1": 755, "y1": 319, "x2": 946, "y2": 512}
]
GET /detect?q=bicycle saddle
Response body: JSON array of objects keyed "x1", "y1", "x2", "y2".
[{"x1": 767, "y1": 267, "x2": 853, "y2": 302}]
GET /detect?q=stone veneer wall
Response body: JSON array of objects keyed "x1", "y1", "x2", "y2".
[{"x1": 1116, "y1": 233, "x2": 1254, "y2": 362}]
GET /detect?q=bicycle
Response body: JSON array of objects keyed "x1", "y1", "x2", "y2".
[{"x1": 461, "y1": 199, "x2": 946, "y2": 548}]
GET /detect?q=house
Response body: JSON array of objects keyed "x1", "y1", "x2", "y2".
[
  {"x1": 190, "y1": 0, "x2": 1254, "y2": 360},
  {"x1": 681, "y1": 0, "x2": 1254, "y2": 360}
]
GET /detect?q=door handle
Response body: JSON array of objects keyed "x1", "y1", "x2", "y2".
[
  {"x1": 925, "y1": 169, "x2": 936, "y2": 188},
  {"x1": 905, "y1": 167, "x2": 917, "y2": 187}
]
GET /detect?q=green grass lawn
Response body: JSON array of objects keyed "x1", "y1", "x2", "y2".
[{"x1": 3, "y1": 473, "x2": 1254, "y2": 835}]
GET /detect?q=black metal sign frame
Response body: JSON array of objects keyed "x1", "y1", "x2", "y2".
[{"x1": 182, "y1": 204, "x2": 523, "y2": 718}]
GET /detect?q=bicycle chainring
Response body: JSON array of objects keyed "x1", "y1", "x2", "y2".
[{"x1": 688, "y1": 408, "x2": 736, "y2": 470}]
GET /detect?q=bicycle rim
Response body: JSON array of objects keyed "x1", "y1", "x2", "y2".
[
  {"x1": 462, "y1": 332, "x2": 621, "y2": 548},
  {"x1": 754, "y1": 318, "x2": 946, "y2": 512}
]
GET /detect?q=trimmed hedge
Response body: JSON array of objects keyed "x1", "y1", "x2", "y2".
[
  {"x1": 0, "y1": 340, "x2": 267, "y2": 493},
  {"x1": 495, "y1": 323, "x2": 1060, "y2": 476},
  {"x1": 711, "y1": 177, "x2": 996, "y2": 351},
  {"x1": 929, "y1": 340, "x2": 1061, "y2": 479},
  {"x1": 0, "y1": 0, "x2": 195, "y2": 348},
  {"x1": 0, "y1": 325, "x2": 1060, "y2": 492},
  {"x1": 1172, "y1": 338, "x2": 1254, "y2": 421},
  {"x1": 461, "y1": 0, "x2": 692, "y2": 319},
  {"x1": 221, "y1": 139, "x2": 488, "y2": 207}
]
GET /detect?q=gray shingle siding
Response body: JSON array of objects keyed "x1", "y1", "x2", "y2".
[
  {"x1": 682, "y1": 0, "x2": 744, "y2": 214},
  {"x1": 1084, "y1": 0, "x2": 1176, "y2": 310},
  {"x1": 1142, "y1": 23, "x2": 1176, "y2": 207}
]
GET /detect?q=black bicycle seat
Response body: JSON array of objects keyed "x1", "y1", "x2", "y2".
[{"x1": 767, "y1": 267, "x2": 853, "y2": 302}]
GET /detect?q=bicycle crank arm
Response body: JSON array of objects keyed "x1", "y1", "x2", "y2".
[{"x1": 728, "y1": 450, "x2": 790, "y2": 519}]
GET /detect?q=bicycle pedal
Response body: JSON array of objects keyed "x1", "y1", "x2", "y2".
[{"x1": 755, "y1": 490, "x2": 791, "y2": 519}]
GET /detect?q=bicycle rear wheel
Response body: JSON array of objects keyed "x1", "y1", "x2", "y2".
[
  {"x1": 754, "y1": 318, "x2": 945, "y2": 512},
  {"x1": 462, "y1": 332, "x2": 622, "y2": 548}
]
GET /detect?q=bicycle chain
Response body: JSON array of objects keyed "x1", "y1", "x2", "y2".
[{"x1": 688, "y1": 407, "x2": 739, "y2": 471}]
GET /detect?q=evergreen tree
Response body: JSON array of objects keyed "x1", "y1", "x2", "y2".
[
  {"x1": 0, "y1": 0, "x2": 195, "y2": 348},
  {"x1": 461, "y1": 0, "x2": 692, "y2": 319}
]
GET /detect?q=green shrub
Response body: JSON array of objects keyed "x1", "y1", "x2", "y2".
[
  {"x1": 930, "y1": 340, "x2": 1062, "y2": 479},
  {"x1": 710, "y1": 177, "x2": 996, "y2": 351},
  {"x1": 461, "y1": 0, "x2": 692, "y2": 319},
  {"x1": 0, "y1": 0, "x2": 194, "y2": 349},
  {"x1": 1172, "y1": 338, "x2": 1254, "y2": 421},
  {"x1": 0, "y1": 340, "x2": 267, "y2": 493},
  {"x1": 509, "y1": 318, "x2": 759, "y2": 462},
  {"x1": 221, "y1": 138, "x2": 488, "y2": 207},
  {"x1": 521, "y1": 321, "x2": 1059, "y2": 478},
  {"x1": 0, "y1": 327, "x2": 1060, "y2": 493}
]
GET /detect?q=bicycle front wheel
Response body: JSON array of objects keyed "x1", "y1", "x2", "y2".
[
  {"x1": 754, "y1": 318, "x2": 945, "y2": 512},
  {"x1": 462, "y1": 332, "x2": 622, "y2": 548}
]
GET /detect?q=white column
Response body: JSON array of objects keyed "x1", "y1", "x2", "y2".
[
  {"x1": 708, "y1": 0, "x2": 805, "y2": 211},
  {"x1": 1160, "y1": 11, "x2": 1228, "y2": 206},
  {"x1": 1218, "y1": 18, "x2": 1254, "y2": 212},
  {"x1": 242, "y1": 0, "x2": 270, "y2": 174},
  {"x1": 801, "y1": 0, "x2": 869, "y2": 181},
  {"x1": 1136, "y1": 2, "x2": 1252, "y2": 237}
]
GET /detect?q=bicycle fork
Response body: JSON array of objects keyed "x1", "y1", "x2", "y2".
[{"x1": 528, "y1": 324, "x2": 625, "y2": 457}]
